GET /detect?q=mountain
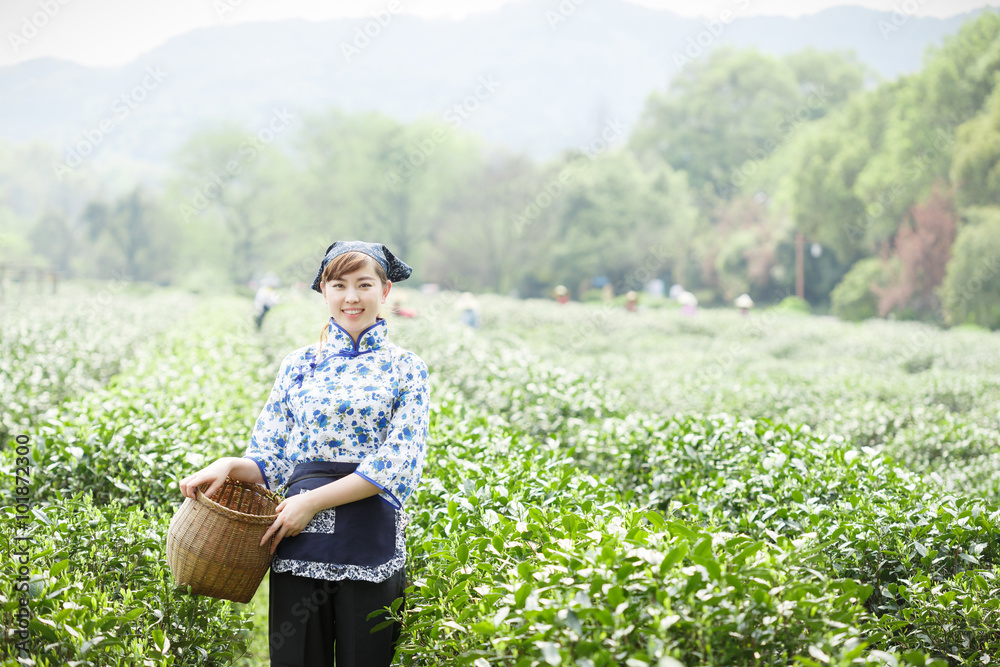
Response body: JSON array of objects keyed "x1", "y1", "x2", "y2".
[{"x1": 0, "y1": 0, "x2": 981, "y2": 167}]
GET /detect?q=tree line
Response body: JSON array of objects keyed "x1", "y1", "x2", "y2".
[{"x1": 3, "y1": 11, "x2": 999, "y2": 327}]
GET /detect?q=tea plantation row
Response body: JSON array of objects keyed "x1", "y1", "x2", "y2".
[
  {"x1": 2, "y1": 288, "x2": 998, "y2": 665},
  {"x1": 473, "y1": 295, "x2": 1000, "y2": 503}
]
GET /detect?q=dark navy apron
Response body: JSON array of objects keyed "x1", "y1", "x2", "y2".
[{"x1": 274, "y1": 461, "x2": 398, "y2": 567}]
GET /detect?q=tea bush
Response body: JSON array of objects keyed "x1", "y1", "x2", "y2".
[
  {"x1": 0, "y1": 496, "x2": 254, "y2": 665},
  {"x1": 2, "y1": 295, "x2": 270, "y2": 666},
  {"x1": 0, "y1": 288, "x2": 196, "y2": 449},
  {"x1": 17, "y1": 298, "x2": 275, "y2": 508},
  {"x1": 5, "y1": 287, "x2": 1000, "y2": 666}
]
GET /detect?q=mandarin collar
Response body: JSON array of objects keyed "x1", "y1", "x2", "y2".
[{"x1": 326, "y1": 317, "x2": 387, "y2": 356}]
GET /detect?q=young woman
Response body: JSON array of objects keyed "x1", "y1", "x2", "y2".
[{"x1": 179, "y1": 241, "x2": 430, "y2": 667}]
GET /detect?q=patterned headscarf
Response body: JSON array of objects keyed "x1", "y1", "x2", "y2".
[{"x1": 311, "y1": 241, "x2": 413, "y2": 293}]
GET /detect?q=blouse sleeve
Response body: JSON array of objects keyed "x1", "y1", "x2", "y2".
[
  {"x1": 243, "y1": 353, "x2": 297, "y2": 491},
  {"x1": 354, "y1": 352, "x2": 430, "y2": 509}
]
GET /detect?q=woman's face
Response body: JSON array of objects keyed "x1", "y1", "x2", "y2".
[{"x1": 321, "y1": 260, "x2": 391, "y2": 341}]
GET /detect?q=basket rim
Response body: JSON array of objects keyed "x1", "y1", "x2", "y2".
[{"x1": 194, "y1": 477, "x2": 282, "y2": 524}]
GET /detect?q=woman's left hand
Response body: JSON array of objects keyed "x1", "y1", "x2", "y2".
[{"x1": 261, "y1": 493, "x2": 319, "y2": 553}]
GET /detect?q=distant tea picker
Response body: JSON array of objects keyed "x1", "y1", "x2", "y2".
[
  {"x1": 180, "y1": 240, "x2": 430, "y2": 666},
  {"x1": 252, "y1": 274, "x2": 281, "y2": 330}
]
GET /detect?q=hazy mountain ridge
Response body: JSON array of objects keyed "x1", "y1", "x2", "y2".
[{"x1": 0, "y1": 0, "x2": 980, "y2": 166}]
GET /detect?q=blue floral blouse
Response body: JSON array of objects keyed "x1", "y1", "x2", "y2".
[{"x1": 244, "y1": 317, "x2": 429, "y2": 582}]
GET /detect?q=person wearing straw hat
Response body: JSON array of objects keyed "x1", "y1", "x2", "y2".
[{"x1": 179, "y1": 240, "x2": 429, "y2": 667}]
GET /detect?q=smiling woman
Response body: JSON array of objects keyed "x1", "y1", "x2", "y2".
[
  {"x1": 318, "y1": 251, "x2": 390, "y2": 342},
  {"x1": 178, "y1": 240, "x2": 429, "y2": 667}
]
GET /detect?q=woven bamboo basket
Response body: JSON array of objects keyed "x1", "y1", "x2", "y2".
[{"x1": 166, "y1": 477, "x2": 282, "y2": 603}]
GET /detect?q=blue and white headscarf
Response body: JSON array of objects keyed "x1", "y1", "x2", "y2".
[{"x1": 311, "y1": 241, "x2": 413, "y2": 292}]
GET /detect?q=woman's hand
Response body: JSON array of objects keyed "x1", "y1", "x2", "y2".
[
  {"x1": 261, "y1": 493, "x2": 319, "y2": 554},
  {"x1": 178, "y1": 458, "x2": 234, "y2": 500}
]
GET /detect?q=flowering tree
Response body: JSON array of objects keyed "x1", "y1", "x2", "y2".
[{"x1": 873, "y1": 183, "x2": 956, "y2": 319}]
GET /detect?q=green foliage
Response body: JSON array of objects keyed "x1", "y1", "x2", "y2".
[
  {"x1": 2, "y1": 12, "x2": 1000, "y2": 312},
  {"x1": 0, "y1": 497, "x2": 254, "y2": 665},
  {"x1": 951, "y1": 86, "x2": 1000, "y2": 208},
  {"x1": 784, "y1": 49, "x2": 872, "y2": 108},
  {"x1": 853, "y1": 12, "x2": 1000, "y2": 226},
  {"x1": 7, "y1": 265, "x2": 1000, "y2": 664},
  {"x1": 80, "y1": 187, "x2": 178, "y2": 282},
  {"x1": 785, "y1": 99, "x2": 884, "y2": 259},
  {"x1": 0, "y1": 295, "x2": 282, "y2": 665},
  {"x1": 24, "y1": 300, "x2": 275, "y2": 508},
  {"x1": 402, "y1": 429, "x2": 880, "y2": 665},
  {"x1": 0, "y1": 288, "x2": 196, "y2": 450},
  {"x1": 631, "y1": 47, "x2": 865, "y2": 200},
  {"x1": 291, "y1": 111, "x2": 480, "y2": 273},
  {"x1": 544, "y1": 151, "x2": 699, "y2": 295},
  {"x1": 773, "y1": 296, "x2": 811, "y2": 314},
  {"x1": 476, "y1": 294, "x2": 1000, "y2": 505},
  {"x1": 939, "y1": 210, "x2": 1000, "y2": 329},
  {"x1": 831, "y1": 257, "x2": 884, "y2": 321},
  {"x1": 168, "y1": 121, "x2": 298, "y2": 284}
]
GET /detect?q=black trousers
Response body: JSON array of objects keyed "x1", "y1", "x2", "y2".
[{"x1": 268, "y1": 568, "x2": 405, "y2": 667}]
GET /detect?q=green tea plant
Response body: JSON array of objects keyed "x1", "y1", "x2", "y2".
[
  {"x1": 5, "y1": 287, "x2": 999, "y2": 665},
  {"x1": 15, "y1": 298, "x2": 275, "y2": 508},
  {"x1": 0, "y1": 497, "x2": 254, "y2": 665},
  {"x1": 0, "y1": 288, "x2": 196, "y2": 450},
  {"x1": 2, "y1": 295, "x2": 271, "y2": 666}
]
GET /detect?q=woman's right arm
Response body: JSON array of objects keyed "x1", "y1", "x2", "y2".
[{"x1": 178, "y1": 456, "x2": 266, "y2": 500}]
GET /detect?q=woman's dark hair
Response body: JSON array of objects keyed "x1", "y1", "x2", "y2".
[{"x1": 321, "y1": 251, "x2": 388, "y2": 285}]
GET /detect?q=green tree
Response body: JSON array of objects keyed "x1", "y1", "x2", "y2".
[
  {"x1": 940, "y1": 207, "x2": 1000, "y2": 329},
  {"x1": 631, "y1": 47, "x2": 866, "y2": 204},
  {"x1": 853, "y1": 12, "x2": 1000, "y2": 224},
  {"x1": 784, "y1": 48, "x2": 871, "y2": 117},
  {"x1": 546, "y1": 150, "x2": 699, "y2": 295},
  {"x1": 951, "y1": 86, "x2": 1000, "y2": 207},
  {"x1": 0, "y1": 140, "x2": 104, "y2": 274},
  {"x1": 426, "y1": 151, "x2": 543, "y2": 294},
  {"x1": 170, "y1": 122, "x2": 296, "y2": 284},
  {"x1": 82, "y1": 188, "x2": 175, "y2": 282},
  {"x1": 293, "y1": 111, "x2": 479, "y2": 271},
  {"x1": 27, "y1": 211, "x2": 76, "y2": 273},
  {"x1": 784, "y1": 84, "x2": 901, "y2": 261},
  {"x1": 830, "y1": 257, "x2": 885, "y2": 321},
  {"x1": 631, "y1": 47, "x2": 801, "y2": 199}
]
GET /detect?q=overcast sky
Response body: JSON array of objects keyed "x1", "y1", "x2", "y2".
[{"x1": 3, "y1": 0, "x2": 998, "y2": 68}]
